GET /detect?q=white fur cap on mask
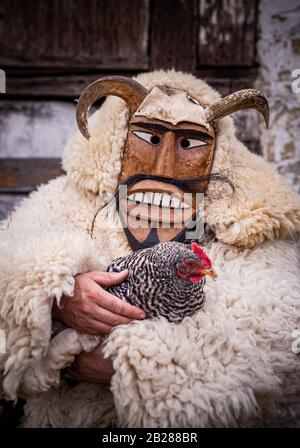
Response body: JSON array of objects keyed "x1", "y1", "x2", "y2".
[{"x1": 134, "y1": 86, "x2": 211, "y2": 130}]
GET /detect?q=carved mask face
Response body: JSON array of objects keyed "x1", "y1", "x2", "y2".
[
  {"x1": 76, "y1": 75, "x2": 269, "y2": 251},
  {"x1": 117, "y1": 116, "x2": 216, "y2": 249}
]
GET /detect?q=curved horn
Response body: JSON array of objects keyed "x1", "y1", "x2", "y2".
[
  {"x1": 76, "y1": 76, "x2": 149, "y2": 140},
  {"x1": 206, "y1": 89, "x2": 269, "y2": 128}
]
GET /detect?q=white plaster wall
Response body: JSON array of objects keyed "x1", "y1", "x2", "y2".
[
  {"x1": 0, "y1": 194, "x2": 24, "y2": 221},
  {"x1": 256, "y1": 0, "x2": 300, "y2": 192},
  {"x1": 0, "y1": 101, "x2": 77, "y2": 158},
  {"x1": 0, "y1": 101, "x2": 77, "y2": 218}
]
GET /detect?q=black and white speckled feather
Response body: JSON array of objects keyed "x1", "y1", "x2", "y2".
[{"x1": 106, "y1": 241, "x2": 206, "y2": 323}]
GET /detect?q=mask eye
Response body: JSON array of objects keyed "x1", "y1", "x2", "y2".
[
  {"x1": 179, "y1": 138, "x2": 208, "y2": 150},
  {"x1": 132, "y1": 130, "x2": 161, "y2": 146}
]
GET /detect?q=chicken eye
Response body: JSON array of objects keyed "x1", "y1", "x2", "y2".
[
  {"x1": 132, "y1": 130, "x2": 161, "y2": 146},
  {"x1": 179, "y1": 138, "x2": 207, "y2": 150}
]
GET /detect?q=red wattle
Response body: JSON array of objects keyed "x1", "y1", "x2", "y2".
[{"x1": 189, "y1": 275, "x2": 204, "y2": 283}]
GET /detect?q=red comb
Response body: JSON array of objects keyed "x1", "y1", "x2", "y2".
[{"x1": 191, "y1": 242, "x2": 212, "y2": 268}]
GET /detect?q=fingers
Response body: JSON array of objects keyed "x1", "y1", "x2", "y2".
[
  {"x1": 92, "y1": 306, "x2": 132, "y2": 327},
  {"x1": 93, "y1": 289, "x2": 145, "y2": 319},
  {"x1": 89, "y1": 270, "x2": 146, "y2": 320},
  {"x1": 65, "y1": 348, "x2": 114, "y2": 384},
  {"x1": 90, "y1": 270, "x2": 129, "y2": 286}
]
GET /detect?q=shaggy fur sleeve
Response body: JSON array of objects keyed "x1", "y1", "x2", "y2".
[{"x1": 0, "y1": 178, "x2": 106, "y2": 400}]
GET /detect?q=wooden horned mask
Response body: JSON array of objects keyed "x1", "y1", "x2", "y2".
[{"x1": 76, "y1": 76, "x2": 269, "y2": 251}]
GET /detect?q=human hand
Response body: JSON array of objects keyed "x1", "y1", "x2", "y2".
[
  {"x1": 64, "y1": 343, "x2": 114, "y2": 384},
  {"x1": 52, "y1": 270, "x2": 145, "y2": 335}
]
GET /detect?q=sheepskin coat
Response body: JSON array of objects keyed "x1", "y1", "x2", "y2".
[{"x1": 0, "y1": 70, "x2": 300, "y2": 428}]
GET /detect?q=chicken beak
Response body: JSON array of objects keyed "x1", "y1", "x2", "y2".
[{"x1": 201, "y1": 268, "x2": 218, "y2": 279}]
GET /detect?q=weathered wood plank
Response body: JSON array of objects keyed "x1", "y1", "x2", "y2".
[
  {"x1": 0, "y1": 0, "x2": 150, "y2": 70},
  {"x1": 151, "y1": 0, "x2": 198, "y2": 71},
  {"x1": 198, "y1": 0, "x2": 257, "y2": 67},
  {"x1": 3, "y1": 68, "x2": 258, "y2": 98},
  {"x1": 0, "y1": 158, "x2": 64, "y2": 193},
  {"x1": 4, "y1": 73, "x2": 138, "y2": 98}
]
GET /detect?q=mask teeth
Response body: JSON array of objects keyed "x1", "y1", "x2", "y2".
[{"x1": 127, "y1": 192, "x2": 191, "y2": 209}]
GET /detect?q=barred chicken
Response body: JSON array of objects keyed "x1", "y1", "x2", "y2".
[{"x1": 106, "y1": 241, "x2": 217, "y2": 323}]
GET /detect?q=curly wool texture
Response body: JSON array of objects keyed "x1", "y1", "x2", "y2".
[
  {"x1": 0, "y1": 70, "x2": 300, "y2": 427},
  {"x1": 104, "y1": 239, "x2": 300, "y2": 427},
  {"x1": 22, "y1": 382, "x2": 117, "y2": 428}
]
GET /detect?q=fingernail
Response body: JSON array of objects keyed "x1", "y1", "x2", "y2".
[{"x1": 138, "y1": 312, "x2": 146, "y2": 319}]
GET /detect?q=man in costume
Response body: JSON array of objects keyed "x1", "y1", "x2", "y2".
[{"x1": 0, "y1": 70, "x2": 300, "y2": 427}]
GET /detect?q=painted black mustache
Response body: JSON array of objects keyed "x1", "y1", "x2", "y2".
[
  {"x1": 90, "y1": 171, "x2": 235, "y2": 238},
  {"x1": 114, "y1": 172, "x2": 235, "y2": 203},
  {"x1": 111, "y1": 172, "x2": 236, "y2": 214}
]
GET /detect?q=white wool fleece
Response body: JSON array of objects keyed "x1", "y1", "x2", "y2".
[
  {"x1": 0, "y1": 177, "x2": 108, "y2": 400},
  {"x1": 0, "y1": 70, "x2": 300, "y2": 427},
  {"x1": 104, "y1": 239, "x2": 300, "y2": 427}
]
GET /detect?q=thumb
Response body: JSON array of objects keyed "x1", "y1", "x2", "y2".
[{"x1": 91, "y1": 269, "x2": 129, "y2": 286}]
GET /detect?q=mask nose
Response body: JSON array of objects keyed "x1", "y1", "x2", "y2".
[{"x1": 151, "y1": 131, "x2": 176, "y2": 178}]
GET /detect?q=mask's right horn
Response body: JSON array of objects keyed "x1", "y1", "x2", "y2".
[
  {"x1": 76, "y1": 76, "x2": 149, "y2": 140},
  {"x1": 205, "y1": 89, "x2": 269, "y2": 128}
]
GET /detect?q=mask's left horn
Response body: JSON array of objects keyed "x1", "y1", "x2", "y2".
[
  {"x1": 76, "y1": 76, "x2": 149, "y2": 140},
  {"x1": 205, "y1": 89, "x2": 269, "y2": 129}
]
